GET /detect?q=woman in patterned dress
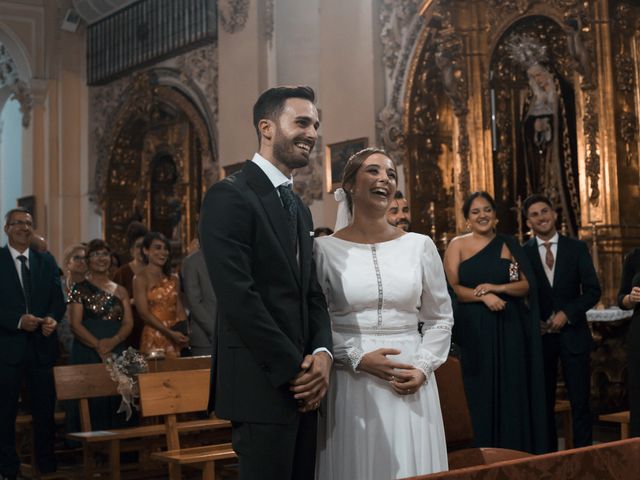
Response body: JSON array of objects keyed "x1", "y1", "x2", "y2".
[{"x1": 134, "y1": 232, "x2": 189, "y2": 358}]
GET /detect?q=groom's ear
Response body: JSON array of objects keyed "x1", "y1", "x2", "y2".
[{"x1": 258, "y1": 119, "x2": 274, "y2": 144}]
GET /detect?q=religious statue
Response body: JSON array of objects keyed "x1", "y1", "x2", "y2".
[{"x1": 507, "y1": 33, "x2": 581, "y2": 237}]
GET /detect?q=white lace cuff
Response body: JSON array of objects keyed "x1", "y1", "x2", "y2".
[
  {"x1": 414, "y1": 360, "x2": 434, "y2": 384},
  {"x1": 346, "y1": 346, "x2": 365, "y2": 372}
]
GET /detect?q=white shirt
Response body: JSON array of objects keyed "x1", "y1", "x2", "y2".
[
  {"x1": 250, "y1": 153, "x2": 333, "y2": 362},
  {"x1": 535, "y1": 232, "x2": 559, "y2": 287},
  {"x1": 251, "y1": 152, "x2": 293, "y2": 193}
]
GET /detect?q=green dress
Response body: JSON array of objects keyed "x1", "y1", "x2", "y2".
[
  {"x1": 452, "y1": 235, "x2": 548, "y2": 453},
  {"x1": 67, "y1": 280, "x2": 129, "y2": 431}
]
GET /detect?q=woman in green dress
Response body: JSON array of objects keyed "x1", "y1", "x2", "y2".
[
  {"x1": 443, "y1": 191, "x2": 548, "y2": 453},
  {"x1": 68, "y1": 239, "x2": 133, "y2": 430}
]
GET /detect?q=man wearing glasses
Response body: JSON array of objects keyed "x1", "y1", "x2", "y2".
[{"x1": 0, "y1": 208, "x2": 65, "y2": 479}]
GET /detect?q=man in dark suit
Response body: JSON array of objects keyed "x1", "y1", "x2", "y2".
[
  {"x1": 0, "y1": 208, "x2": 65, "y2": 478},
  {"x1": 182, "y1": 242, "x2": 217, "y2": 357},
  {"x1": 523, "y1": 194, "x2": 601, "y2": 450},
  {"x1": 199, "y1": 86, "x2": 332, "y2": 479}
]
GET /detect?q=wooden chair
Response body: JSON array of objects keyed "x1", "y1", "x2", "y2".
[
  {"x1": 554, "y1": 399, "x2": 573, "y2": 449},
  {"x1": 599, "y1": 410, "x2": 630, "y2": 440},
  {"x1": 53, "y1": 356, "x2": 228, "y2": 479},
  {"x1": 138, "y1": 368, "x2": 236, "y2": 480},
  {"x1": 434, "y1": 357, "x2": 533, "y2": 469}
]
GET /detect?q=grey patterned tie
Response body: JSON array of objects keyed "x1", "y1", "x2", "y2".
[
  {"x1": 18, "y1": 255, "x2": 32, "y2": 313},
  {"x1": 277, "y1": 184, "x2": 298, "y2": 249}
]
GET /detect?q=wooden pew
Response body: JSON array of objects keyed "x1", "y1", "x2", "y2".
[
  {"x1": 53, "y1": 356, "x2": 228, "y2": 479},
  {"x1": 403, "y1": 438, "x2": 640, "y2": 480},
  {"x1": 138, "y1": 369, "x2": 236, "y2": 480},
  {"x1": 599, "y1": 410, "x2": 630, "y2": 440}
]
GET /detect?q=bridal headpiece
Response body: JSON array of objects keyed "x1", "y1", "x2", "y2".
[{"x1": 333, "y1": 187, "x2": 352, "y2": 231}]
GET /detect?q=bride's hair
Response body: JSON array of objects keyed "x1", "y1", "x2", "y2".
[{"x1": 341, "y1": 147, "x2": 394, "y2": 213}]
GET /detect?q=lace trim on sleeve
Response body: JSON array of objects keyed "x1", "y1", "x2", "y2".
[
  {"x1": 347, "y1": 346, "x2": 365, "y2": 372},
  {"x1": 414, "y1": 360, "x2": 434, "y2": 384}
]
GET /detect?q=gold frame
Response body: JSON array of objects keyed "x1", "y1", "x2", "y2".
[{"x1": 325, "y1": 137, "x2": 368, "y2": 193}]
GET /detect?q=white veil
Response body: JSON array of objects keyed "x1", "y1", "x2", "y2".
[{"x1": 333, "y1": 188, "x2": 352, "y2": 231}]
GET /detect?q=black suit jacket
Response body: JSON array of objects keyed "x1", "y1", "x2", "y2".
[
  {"x1": 199, "y1": 160, "x2": 332, "y2": 424},
  {"x1": 0, "y1": 246, "x2": 65, "y2": 366},
  {"x1": 524, "y1": 235, "x2": 601, "y2": 354}
]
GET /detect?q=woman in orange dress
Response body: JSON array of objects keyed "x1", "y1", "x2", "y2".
[{"x1": 134, "y1": 232, "x2": 189, "y2": 358}]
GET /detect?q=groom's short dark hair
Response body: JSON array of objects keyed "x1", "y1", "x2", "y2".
[{"x1": 253, "y1": 86, "x2": 316, "y2": 141}]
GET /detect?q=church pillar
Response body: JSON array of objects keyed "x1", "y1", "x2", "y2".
[{"x1": 589, "y1": 0, "x2": 619, "y2": 226}]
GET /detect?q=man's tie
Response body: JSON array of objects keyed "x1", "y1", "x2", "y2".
[
  {"x1": 17, "y1": 255, "x2": 32, "y2": 313},
  {"x1": 542, "y1": 242, "x2": 554, "y2": 270},
  {"x1": 277, "y1": 184, "x2": 298, "y2": 249}
]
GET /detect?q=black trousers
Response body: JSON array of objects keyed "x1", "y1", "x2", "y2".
[
  {"x1": 0, "y1": 348, "x2": 57, "y2": 476},
  {"x1": 542, "y1": 333, "x2": 592, "y2": 450},
  {"x1": 231, "y1": 410, "x2": 317, "y2": 480}
]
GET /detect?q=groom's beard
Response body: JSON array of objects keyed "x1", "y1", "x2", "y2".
[{"x1": 272, "y1": 130, "x2": 312, "y2": 171}]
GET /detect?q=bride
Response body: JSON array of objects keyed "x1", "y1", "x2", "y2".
[{"x1": 314, "y1": 148, "x2": 453, "y2": 479}]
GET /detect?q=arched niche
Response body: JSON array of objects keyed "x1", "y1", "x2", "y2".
[{"x1": 96, "y1": 71, "x2": 218, "y2": 259}]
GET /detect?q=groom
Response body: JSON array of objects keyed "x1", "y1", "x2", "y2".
[{"x1": 199, "y1": 86, "x2": 333, "y2": 479}]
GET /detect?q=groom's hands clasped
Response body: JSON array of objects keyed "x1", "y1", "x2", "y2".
[{"x1": 290, "y1": 352, "x2": 332, "y2": 412}]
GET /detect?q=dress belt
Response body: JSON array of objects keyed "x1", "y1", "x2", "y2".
[{"x1": 332, "y1": 324, "x2": 418, "y2": 335}]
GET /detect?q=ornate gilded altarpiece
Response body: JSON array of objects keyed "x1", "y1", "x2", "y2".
[
  {"x1": 93, "y1": 70, "x2": 218, "y2": 260},
  {"x1": 395, "y1": 0, "x2": 640, "y2": 412}
]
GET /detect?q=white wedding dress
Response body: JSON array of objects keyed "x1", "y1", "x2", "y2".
[{"x1": 314, "y1": 233, "x2": 453, "y2": 480}]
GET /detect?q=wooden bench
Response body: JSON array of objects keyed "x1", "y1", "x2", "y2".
[
  {"x1": 554, "y1": 399, "x2": 573, "y2": 449},
  {"x1": 53, "y1": 356, "x2": 228, "y2": 479},
  {"x1": 599, "y1": 410, "x2": 630, "y2": 440},
  {"x1": 139, "y1": 369, "x2": 237, "y2": 480}
]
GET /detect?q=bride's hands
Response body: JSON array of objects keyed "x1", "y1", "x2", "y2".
[
  {"x1": 357, "y1": 348, "x2": 414, "y2": 382},
  {"x1": 390, "y1": 368, "x2": 426, "y2": 396}
]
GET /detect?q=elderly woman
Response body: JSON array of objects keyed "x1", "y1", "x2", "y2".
[{"x1": 67, "y1": 239, "x2": 133, "y2": 429}]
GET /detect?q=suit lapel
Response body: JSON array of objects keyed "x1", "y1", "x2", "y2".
[
  {"x1": 552, "y1": 235, "x2": 565, "y2": 288},
  {"x1": 29, "y1": 250, "x2": 41, "y2": 299},
  {"x1": 297, "y1": 199, "x2": 310, "y2": 291},
  {"x1": 1, "y1": 246, "x2": 27, "y2": 300},
  {"x1": 244, "y1": 161, "x2": 301, "y2": 285}
]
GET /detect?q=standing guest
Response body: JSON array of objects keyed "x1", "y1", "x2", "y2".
[
  {"x1": 444, "y1": 192, "x2": 547, "y2": 453},
  {"x1": 182, "y1": 239, "x2": 217, "y2": 357},
  {"x1": 386, "y1": 190, "x2": 411, "y2": 231},
  {"x1": 618, "y1": 247, "x2": 640, "y2": 437},
  {"x1": 67, "y1": 239, "x2": 133, "y2": 429},
  {"x1": 109, "y1": 252, "x2": 122, "y2": 280},
  {"x1": 30, "y1": 234, "x2": 48, "y2": 253},
  {"x1": 314, "y1": 148, "x2": 452, "y2": 479},
  {"x1": 199, "y1": 85, "x2": 332, "y2": 480},
  {"x1": 313, "y1": 227, "x2": 333, "y2": 238},
  {"x1": 113, "y1": 221, "x2": 148, "y2": 349},
  {"x1": 134, "y1": 232, "x2": 189, "y2": 358},
  {"x1": 0, "y1": 208, "x2": 65, "y2": 478},
  {"x1": 523, "y1": 194, "x2": 601, "y2": 449},
  {"x1": 59, "y1": 243, "x2": 88, "y2": 356}
]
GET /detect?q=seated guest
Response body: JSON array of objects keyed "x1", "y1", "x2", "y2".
[
  {"x1": 134, "y1": 232, "x2": 189, "y2": 358},
  {"x1": 443, "y1": 192, "x2": 548, "y2": 453},
  {"x1": 523, "y1": 194, "x2": 600, "y2": 449},
  {"x1": 59, "y1": 243, "x2": 88, "y2": 356},
  {"x1": 67, "y1": 239, "x2": 133, "y2": 430},
  {"x1": 386, "y1": 190, "x2": 411, "y2": 231},
  {"x1": 618, "y1": 247, "x2": 640, "y2": 437},
  {"x1": 1, "y1": 208, "x2": 65, "y2": 478},
  {"x1": 182, "y1": 238, "x2": 217, "y2": 357},
  {"x1": 113, "y1": 221, "x2": 148, "y2": 348}
]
